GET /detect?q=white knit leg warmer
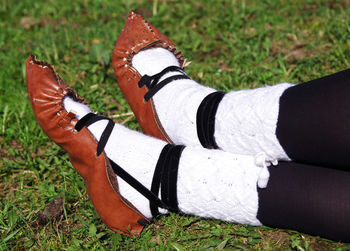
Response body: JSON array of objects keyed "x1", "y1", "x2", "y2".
[
  {"x1": 132, "y1": 48, "x2": 293, "y2": 161},
  {"x1": 63, "y1": 97, "x2": 269, "y2": 225},
  {"x1": 215, "y1": 84, "x2": 294, "y2": 161},
  {"x1": 177, "y1": 147, "x2": 267, "y2": 225}
]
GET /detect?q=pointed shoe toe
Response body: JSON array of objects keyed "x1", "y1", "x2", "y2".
[
  {"x1": 112, "y1": 11, "x2": 185, "y2": 143},
  {"x1": 26, "y1": 55, "x2": 148, "y2": 235}
]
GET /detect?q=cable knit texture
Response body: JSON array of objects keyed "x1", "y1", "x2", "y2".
[
  {"x1": 178, "y1": 147, "x2": 263, "y2": 225},
  {"x1": 215, "y1": 83, "x2": 293, "y2": 161},
  {"x1": 63, "y1": 97, "x2": 264, "y2": 224}
]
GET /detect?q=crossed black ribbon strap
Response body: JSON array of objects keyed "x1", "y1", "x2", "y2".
[
  {"x1": 138, "y1": 66, "x2": 190, "y2": 102},
  {"x1": 138, "y1": 66, "x2": 226, "y2": 150},
  {"x1": 75, "y1": 112, "x2": 185, "y2": 218}
]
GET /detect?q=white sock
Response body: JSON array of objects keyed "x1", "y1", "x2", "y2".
[
  {"x1": 63, "y1": 97, "x2": 91, "y2": 119},
  {"x1": 132, "y1": 48, "x2": 293, "y2": 161},
  {"x1": 63, "y1": 97, "x2": 270, "y2": 225},
  {"x1": 132, "y1": 48, "x2": 216, "y2": 146}
]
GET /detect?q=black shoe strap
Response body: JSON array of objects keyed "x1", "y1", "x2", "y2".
[
  {"x1": 138, "y1": 66, "x2": 190, "y2": 102},
  {"x1": 75, "y1": 113, "x2": 185, "y2": 218},
  {"x1": 151, "y1": 144, "x2": 185, "y2": 217},
  {"x1": 196, "y1": 91, "x2": 226, "y2": 149},
  {"x1": 75, "y1": 112, "x2": 115, "y2": 156},
  {"x1": 109, "y1": 158, "x2": 169, "y2": 211}
]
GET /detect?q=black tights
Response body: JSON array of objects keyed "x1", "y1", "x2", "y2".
[
  {"x1": 277, "y1": 68, "x2": 350, "y2": 169},
  {"x1": 258, "y1": 69, "x2": 350, "y2": 242},
  {"x1": 257, "y1": 162, "x2": 350, "y2": 242}
]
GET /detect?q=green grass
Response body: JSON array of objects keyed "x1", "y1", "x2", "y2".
[{"x1": 1, "y1": 0, "x2": 350, "y2": 249}]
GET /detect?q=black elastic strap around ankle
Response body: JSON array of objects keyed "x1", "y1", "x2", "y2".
[
  {"x1": 196, "y1": 91, "x2": 226, "y2": 149},
  {"x1": 138, "y1": 66, "x2": 190, "y2": 102},
  {"x1": 150, "y1": 144, "x2": 185, "y2": 217}
]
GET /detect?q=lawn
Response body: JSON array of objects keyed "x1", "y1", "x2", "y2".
[{"x1": 1, "y1": 0, "x2": 350, "y2": 249}]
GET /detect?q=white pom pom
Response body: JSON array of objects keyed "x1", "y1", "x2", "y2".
[{"x1": 255, "y1": 152, "x2": 271, "y2": 188}]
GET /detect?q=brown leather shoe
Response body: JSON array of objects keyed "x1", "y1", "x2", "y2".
[
  {"x1": 26, "y1": 55, "x2": 149, "y2": 235},
  {"x1": 112, "y1": 11, "x2": 185, "y2": 143}
]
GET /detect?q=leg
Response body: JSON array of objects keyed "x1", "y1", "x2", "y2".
[
  {"x1": 64, "y1": 96, "x2": 267, "y2": 223},
  {"x1": 28, "y1": 54, "x2": 269, "y2": 229},
  {"x1": 114, "y1": 12, "x2": 350, "y2": 169},
  {"x1": 65, "y1": 97, "x2": 350, "y2": 242},
  {"x1": 258, "y1": 161, "x2": 350, "y2": 242},
  {"x1": 276, "y1": 69, "x2": 350, "y2": 169},
  {"x1": 113, "y1": 12, "x2": 291, "y2": 163},
  {"x1": 113, "y1": 12, "x2": 293, "y2": 162},
  {"x1": 29, "y1": 55, "x2": 350, "y2": 241}
]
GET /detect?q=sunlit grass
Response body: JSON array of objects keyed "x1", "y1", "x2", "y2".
[{"x1": 1, "y1": 0, "x2": 350, "y2": 249}]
